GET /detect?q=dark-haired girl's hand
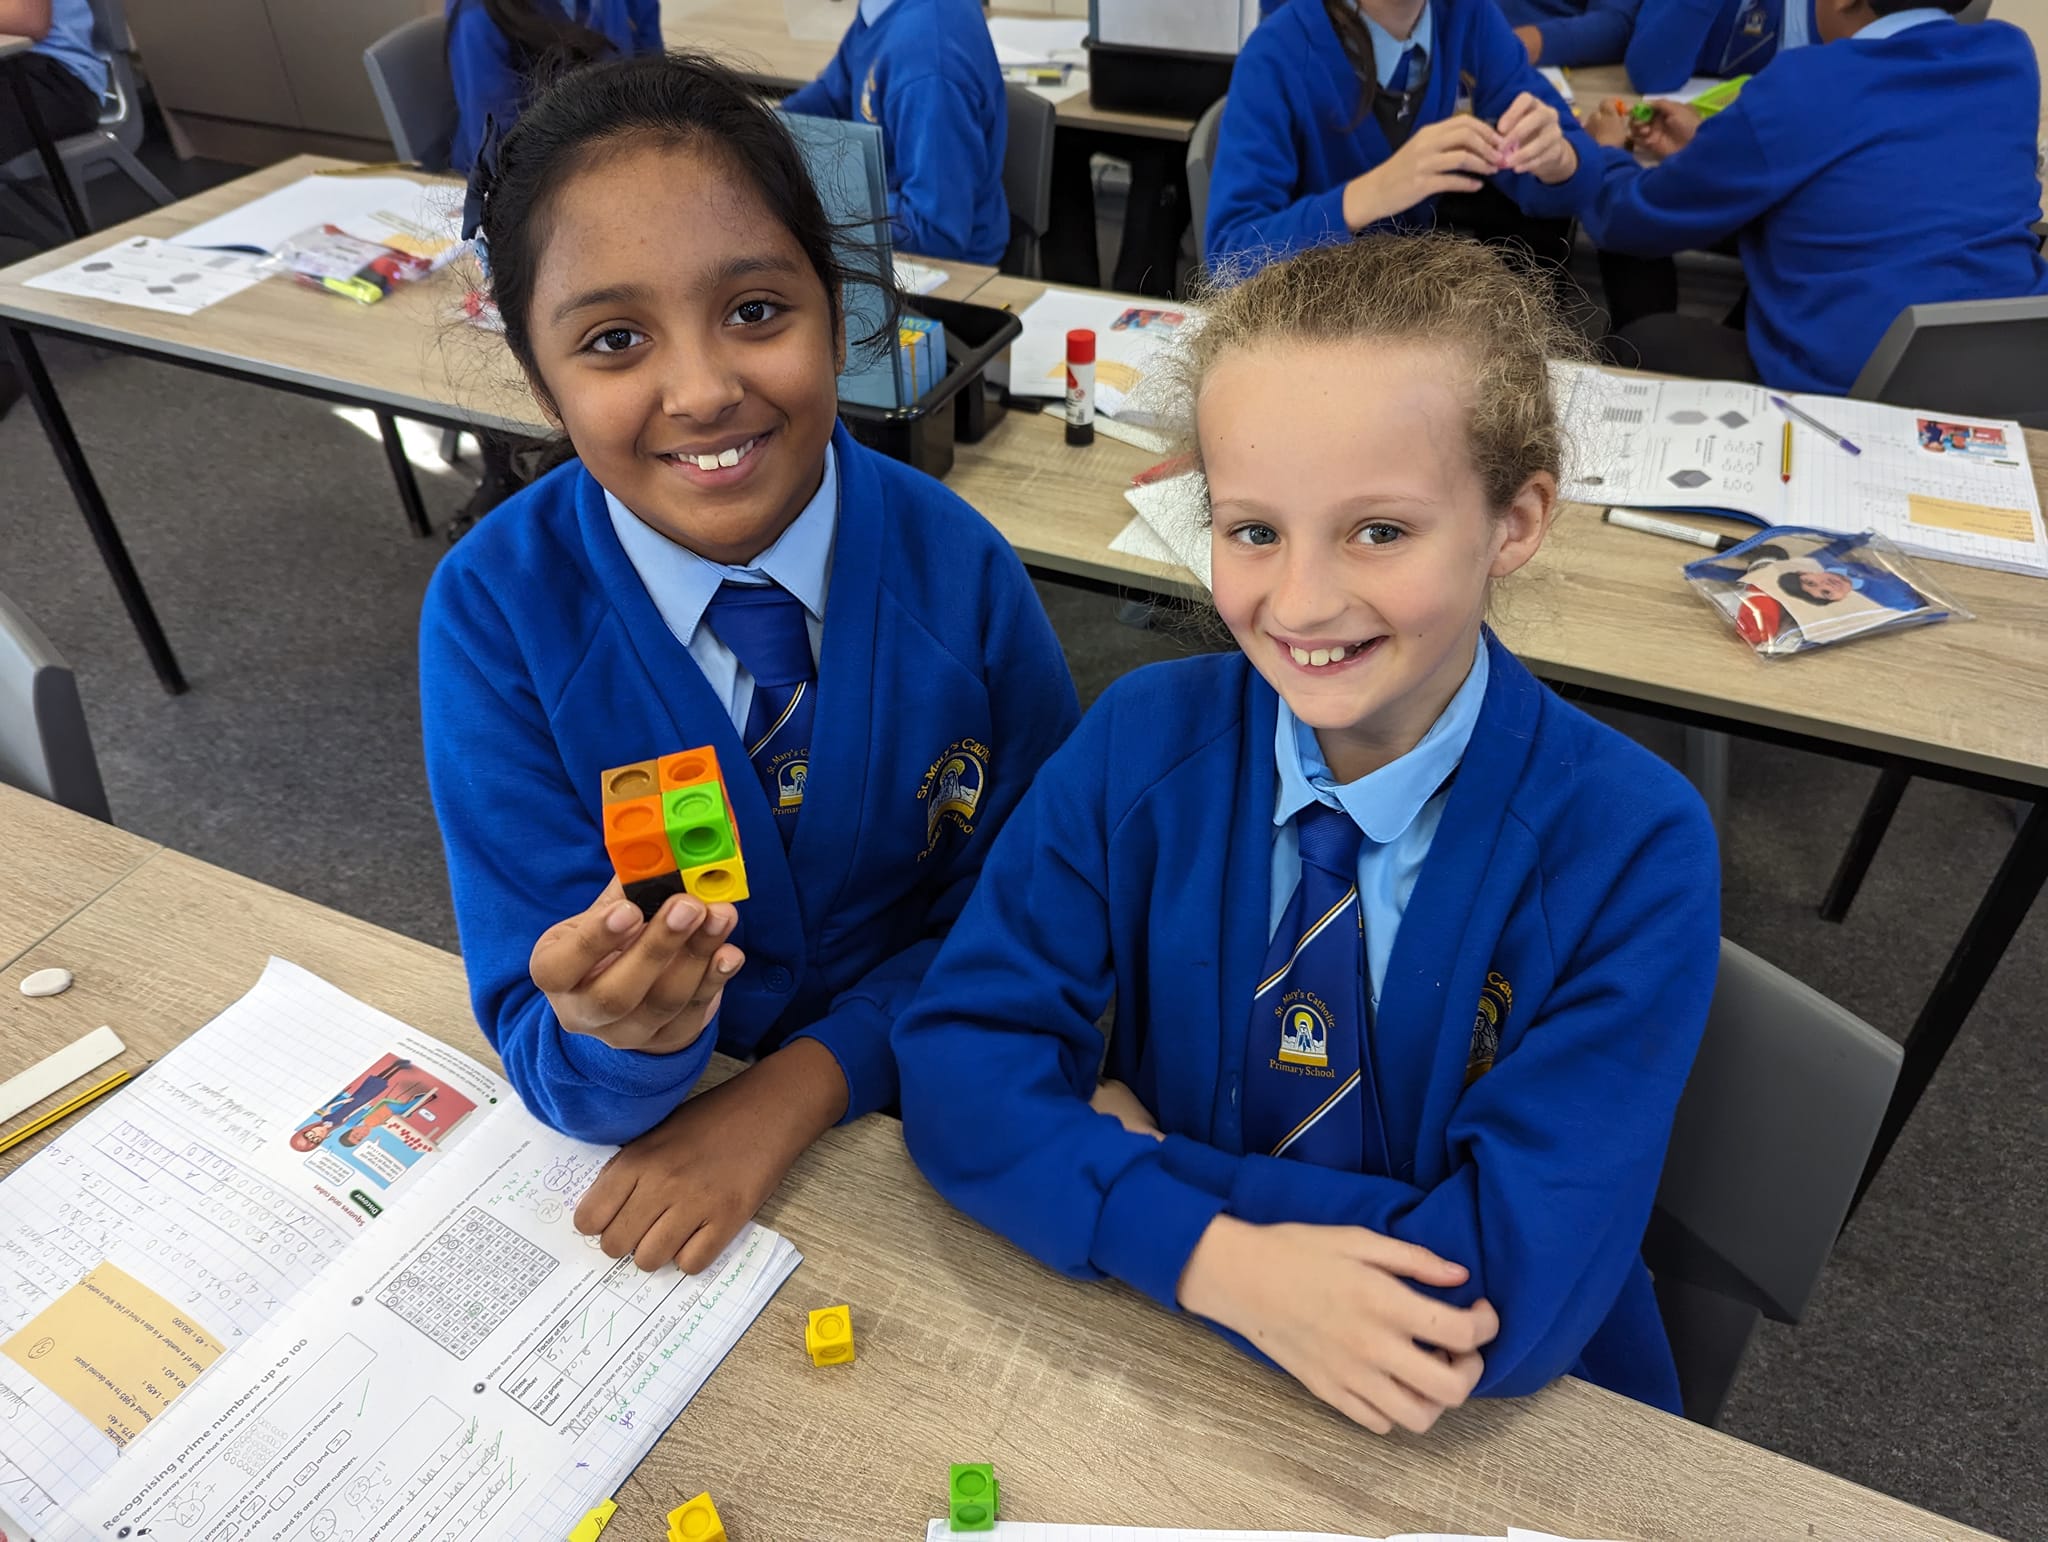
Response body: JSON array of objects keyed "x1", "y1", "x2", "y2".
[
  {"x1": 1343, "y1": 117, "x2": 1500, "y2": 229},
  {"x1": 1634, "y1": 100, "x2": 1702, "y2": 160},
  {"x1": 1496, "y1": 91, "x2": 1578, "y2": 184},
  {"x1": 529, "y1": 879, "x2": 743, "y2": 1054}
]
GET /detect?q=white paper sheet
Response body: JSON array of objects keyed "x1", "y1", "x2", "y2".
[
  {"x1": 23, "y1": 237, "x2": 267, "y2": 316},
  {"x1": 1555, "y1": 363, "x2": 2048, "y2": 576},
  {"x1": 988, "y1": 17, "x2": 1090, "y2": 65},
  {"x1": 895, "y1": 258, "x2": 951, "y2": 296},
  {"x1": 1538, "y1": 66, "x2": 1575, "y2": 103},
  {"x1": 1009, "y1": 288, "x2": 1194, "y2": 416},
  {"x1": 170, "y1": 175, "x2": 467, "y2": 267}
]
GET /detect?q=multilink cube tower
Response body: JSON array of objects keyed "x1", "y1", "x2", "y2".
[{"x1": 601, "y1": 747, "x2": 751, "y2": 920}]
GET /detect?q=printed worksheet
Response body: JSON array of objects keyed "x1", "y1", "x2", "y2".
[
  {"x1": 1555, "y1": 364, "x2": 2048, "y2": 577},
  {"x1": 0, "y1": 961, "x2": 798, "y2": 1540},
  {"x1": 24, "y1": 236, "x2": 268, "y2": 315}
]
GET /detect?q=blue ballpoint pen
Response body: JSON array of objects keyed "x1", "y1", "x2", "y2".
[{"x1": 1769, "y1": 394, "x2": 1862, "y2": 456}]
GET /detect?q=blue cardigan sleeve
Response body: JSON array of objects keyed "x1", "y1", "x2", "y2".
[
  {"x1": 1203, "y1": 42, "x2": 1356, "y2": 269},
  {"x1": 446, "y1": 3, "x2": 523, "y2": 176},
  {"x1": 419, "y1": 559, "x2": 716, "y2": 1145},
  {"x1": 1625, "y1": 0, "x2": 1720, "y2": 91},
  {"x1": 879, "y1": 72, "x2": 998, "y2": 260},
  {"x1": 1467, "y1": 2, "x2": 1608, "y2": 219},
  {"x1": 894, "y1": 691, "x2": 1234, "y2": 1311},
  {"x1": 1574, "y1": 99, "x2": 1793, "y2": 255},
  {"x1": 782, "y1": 538, "x2": 1080, "y2": 1122},
  {"x1": 780, "y1": 33, "x2": 855, "y2": 117},
  {"x1": 1534, "y1": 0, "x2": 1643, "y2": 68}
]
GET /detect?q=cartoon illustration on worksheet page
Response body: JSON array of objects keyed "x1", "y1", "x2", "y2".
[{"x1": 289, "y1": 1054, "x2": 479, "y2": 1195}]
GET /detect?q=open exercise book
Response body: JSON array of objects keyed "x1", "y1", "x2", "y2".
[
  {"x1": 1555, "y1": 363, "x2": 2048, "y2": 577},
  {"x1": 0, "y1": 960, "x2": 799, "y2": 1542}
]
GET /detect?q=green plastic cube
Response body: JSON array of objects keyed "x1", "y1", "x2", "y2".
[
  {"x1": 663, "y1": 785, "x2": 737, "y2": 871},
  {"x1": 948, "y1": 1464, "x2": 997, "y2": 1532}
]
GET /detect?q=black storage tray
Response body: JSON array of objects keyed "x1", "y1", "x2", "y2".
[
  {"x1": 1085, "y1": 39, "x2": 1233, "y2": 119},
  {"x1": 839, "y1": 295, "x2": 1023, "y2": 481}
]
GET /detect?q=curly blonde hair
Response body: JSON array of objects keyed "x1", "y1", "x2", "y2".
[{"x1": 1164, "y1": 234, "x2": 1589, "y2": 512}]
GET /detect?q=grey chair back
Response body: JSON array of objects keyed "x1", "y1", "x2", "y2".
[
  {"x1": 1187, "y1": 94, "x2": 1226, "y2": 266},
  {"x1": 1001, "y1": 84, "x2": 1056, "y2": 277},
  {"x1": 0, "y1": 592, "x2": 110, "y2": 822},
  {"x1": 1645, "y1": 940, "x2": 1899, "y2": 1425},
  {"x1": 1956, "y1": 0, "x2": 1993, "y2": 21},
  {"x1": 1850, "y1": 294, "x2": 2048, "y2": 429},
  {"x1": 365, "y1": 13, "x2": 458, "y2": 170}
]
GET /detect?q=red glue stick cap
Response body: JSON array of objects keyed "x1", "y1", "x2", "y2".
[{"x1": 1066, "y1": 329, "x2": 1096, "y2": 363}]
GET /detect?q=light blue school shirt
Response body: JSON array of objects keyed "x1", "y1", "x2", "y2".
[
  {"x1": 858, "y1": 0, "x2": 902, "y2": 19},
  {"x1": 1854, "y1": 5, "x2": 1946, "y2": 38},
  {"x1": 602, "y1": 444, "x2": 838, "y2": 731},
  {"x1": 1358, "y1": 0, "x2": 1436, "y2": 87},
  {"x1": 32, "y1": 0, "x2": 108, "y2": 100},
  {"x1": 1270, "y1": 637, "x2": 1490, "y2": 1023}
]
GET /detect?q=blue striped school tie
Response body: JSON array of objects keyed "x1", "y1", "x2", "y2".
[
  {"x1": 703, "y1": 580, "x2": 815, "y2": 844},
  {"x1": 1242, "y1": 801, "x2": 1382, "y2": 1170}
]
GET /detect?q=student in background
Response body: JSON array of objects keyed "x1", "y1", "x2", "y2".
[
  {"x1": 1625, "y1": 0, "x2": 1811, "y2": 92},
  {"x1": 1503, "y1": 0, "x2": 1643, "y2": 70},
  {"x1": 444, "y1": 0, "x2": 663, "y2": 175},
  {"x1": 1580, "y1": 0, "x2": 2048, "y2": 392},
  {"x1": 779, "y1": 0, "x2": 1008, "y2": 264},
  {"x1": 1204, "y1": 0, "x2": 1602, "y2": 287},
  {"x1": 0, "y1": 0, "x2": 104, "y2": 418},
  {"x1": 893, "y1": 236, "x2": 1720, "y2": 1431},
  {"x1": 422, "y1": 53, "x2": 1078, "y2": 1274}
]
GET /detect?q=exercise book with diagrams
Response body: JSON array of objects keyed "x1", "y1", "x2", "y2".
[
  {"x1": 1554, "y1": 363, "x2": 2048, "y2": 577},
  {"x1": 0, "y1": 959, "x2": 799, "y2": 1542}
]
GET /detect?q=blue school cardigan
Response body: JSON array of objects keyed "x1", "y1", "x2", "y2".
[
  {"x1": 444, "y1": 0, "x2": 662, "y2": 174},
  {"x1": 894, "y1": 635, "x2": 1720, "y2": 1411}
]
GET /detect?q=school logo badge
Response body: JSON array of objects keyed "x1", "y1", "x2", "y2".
[
  {"x1": 860, "y1": 65, "x2": 879, "y2": 123},
  {"x1": 775, "y1": 756, "x2": 808, "y2": 811},
  {"x1": 1277, "y1": 990, "x2": 1333, "y2": 1068},
  {"x1": 917, "y1": 738, "x2": 989, "y2": 858},
  {"x1": 1467, "y1": 970, "x2": 1513, "y2": 1084}
]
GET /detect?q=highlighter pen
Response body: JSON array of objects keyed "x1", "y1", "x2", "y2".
[{"x1": 1603, "y1": 508, "x2": 1741, "y2": 551}]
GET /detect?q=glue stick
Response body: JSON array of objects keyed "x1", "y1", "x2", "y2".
[{"x1": 1065, "y1": 329, "x2": 1096, "y2": 447}]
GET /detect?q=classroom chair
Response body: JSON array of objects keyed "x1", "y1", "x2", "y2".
[
  {"x1": 1813, "y1": 292, "x2": 2048, "y2": 922},
  {"x1": 1956, "y1": 0, "x2": 1993, "y2": 20},
  {"x1": 1185, "y1": 95, "x2": 1226, "y2": 269},
  {"x1": 1645, "y1": 940, "x2": 1900, "y2": 1426},
  {"x1": 363, "y1": 14, "x2": 458, "y2": 172},
  {"x1": 0, "y1": 589, "x2": 111, "y2": 822},
  {"x1": 1002, "y1": 85, "x2": 1057, "y2": 278},
  {"x1": 0, "y1": 0, "x2": 172, "y2": 242}
]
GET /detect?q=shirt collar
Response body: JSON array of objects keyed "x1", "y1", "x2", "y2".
[
  {"x1": 1356, "y1": 0, "x2": 1433, "y2": 89},
  {"x1": 603, "y1": 441, "x2": 838, "y2": 647},
  {"x1": 1856, "y1": 6, "x2": 1950, "y2": 39},
  {"x1": 857, "y1": 0, "x2": 900, "y2": 23},
  {"x1": 1273, "y1": 637, "x2": 1489, "y2": 844}
]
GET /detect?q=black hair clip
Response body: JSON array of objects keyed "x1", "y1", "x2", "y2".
[{"x1": 463, "y1": 112, "x2": 506, "y2": 274}]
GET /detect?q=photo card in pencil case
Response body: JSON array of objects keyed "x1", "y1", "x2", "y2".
[{"x1": 1683, "y1": 526, "x2": 1971, "y2": 658}]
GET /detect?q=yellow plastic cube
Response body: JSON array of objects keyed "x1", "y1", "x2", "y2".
[
  {"x1": 667, "y1": 1491, "x2": 726, "y2": 1542},
  {"x1": 805, "y1": 1304, "x2": 855, "y2": 1366}
]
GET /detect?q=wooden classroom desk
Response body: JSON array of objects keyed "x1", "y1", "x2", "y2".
[
  {"x1": 0, "y1": 154, "x2": 994, "y2": 695},
  {"x1": 0, "y1": 784, "x2": 159, "y2": 978},
  {"x1": 0, "y1": 800, "x2": 1993, "y2": 1541},
  {"x1": 663, "y1": 0, "x2": 1199, "y2": 140}
]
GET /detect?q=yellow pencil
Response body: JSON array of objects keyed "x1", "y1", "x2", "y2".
[
  {"x1": 0, "y1": 1066, "x2": 138, "y2": 1157},
  {"x1": 1780, "y1": 420, "x2": 1793, "y2": 484}
]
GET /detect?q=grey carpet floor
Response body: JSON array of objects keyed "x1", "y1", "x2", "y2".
[{"x1": 2, "y1": 159, "x2": 2043, "y2": 1542}]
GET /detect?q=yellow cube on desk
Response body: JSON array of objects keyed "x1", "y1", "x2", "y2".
[
  {"x1": 805, "y1": 1303, "x2": 855, "y2": 1366},
  {"x1": 667, "y1": 1491, "x2": 726, "y2": 1542}
]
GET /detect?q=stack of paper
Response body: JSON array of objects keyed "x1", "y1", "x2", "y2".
[
  {"x1": 1554, "y1": 363, "x2": 2048, "y2": 577},
  {"x1": 988, "y1": 17, "x2": 1089, "y2": 66},
  {"x1": 0, "y1": 960, "x2": 797, "y2": 1542},
  {"x1": 170, "y1": 173, "x2": 468, "y2": 268}
]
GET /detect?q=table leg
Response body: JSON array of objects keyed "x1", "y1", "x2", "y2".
[
  {"x1": 1850, "y1": 797, "x2": 2048, "y2": 1216},
  {"x1": 7, "y1": 67, "x2": 90, "y2": 238},
  {"x1": 374, "y1": 409, "x2": 433, "y2": 538},
  {"x1": 1820, "y1": 763, "x2": 1912, "y2": 923},
  {"x1": 5, "y1": 326, "x2": 187, "y2": 695}
]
